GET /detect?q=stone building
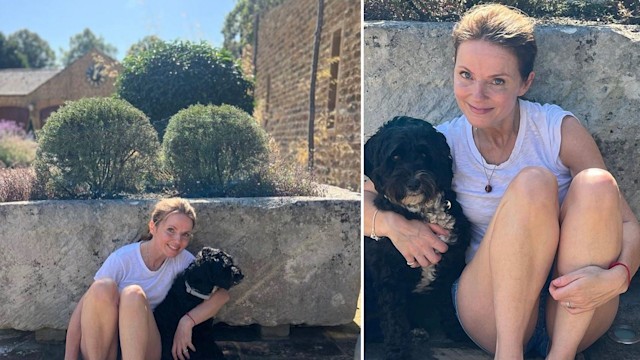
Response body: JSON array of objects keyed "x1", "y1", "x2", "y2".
[
  {"x1": 0, "y1": 50, "x2": 121, "y2": 131},
  {"x1": 252, "y1": 0, "x2": 361, "y2": 190}
]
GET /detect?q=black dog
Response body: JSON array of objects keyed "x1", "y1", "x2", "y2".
[
  {"x1": 364, "y1": 116, "x2": 470, "y2": 359},
  {"x1": 154, "y1": 247, "x2": 244, "y2": 360}
]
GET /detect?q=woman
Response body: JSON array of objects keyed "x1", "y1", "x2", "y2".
[
  {"x1": 364, "y1": 4, "x2": 640, "y2": 359},
  {"x1": 64, "y1": 198, "x2": 230, "y2": 360}
]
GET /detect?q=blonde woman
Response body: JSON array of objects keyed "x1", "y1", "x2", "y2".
[
  {"x1": 65, "y1": 198, "x2": 229, "y2": 360},
  {"x1": 364, "y1": 4, "x2": 639, "y2": 359}
]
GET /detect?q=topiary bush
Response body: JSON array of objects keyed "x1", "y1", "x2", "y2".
[
  {"x1": 117, "y1": 40, "x2": 254, "y2": 139},
  {"x1": 162, "y1": 104, "x2": 269, "y2": 197},
  {"x1": 35, "y1": 97, "x2": 160, "y2": 199}
]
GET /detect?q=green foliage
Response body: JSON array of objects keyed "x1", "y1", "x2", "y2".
[
  {"x1": 117, "y1": 40, "x2": 254, "y2": 138},
  {"x1": 126, "y1": 35, "x2": 164, "y2": 58},
  {"x1": 8, "y1": 29, "x2": 56, "y2": 68},
  {"x1": 222, "y1": 0, "x2": 287, "y2": 57},
  {"x1": 364, "y1": 0, "x2": 639, "y2": 23},
  {"x1": 0, "y1": 32, "x2": 28, "y2": 69},
  {"x1": 35, "y1": 97, "x2": 160, "y2": 199},
  {"x1": 0, "y1": 119, "x2": 37, "y2": 168},
  {"x1": 0, "y1": 137, "x2": 37, "y2": 168},
  {"x1": 61, "y1": 28, "x2": 118, "y2": 66},
  {"x1": 162, "y1": 104, "x2": 269, "y2": 197},
  {"x1": 365, "y1": 0, "x2": 467, "y2": 21}
]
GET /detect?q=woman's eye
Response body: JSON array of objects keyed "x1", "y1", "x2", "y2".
[
  {"x1": 492, "y1": 78, "x2": 505, "y2": 85},
  {"x1": 167, "y1": 228, "x2": 175, "y2": 234},
  {"x1": 460, "y1": 71, "x2": 471, "y2": 79}
]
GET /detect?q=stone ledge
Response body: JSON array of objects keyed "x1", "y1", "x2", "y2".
[{"x1": 0, "y1": 195, "x2": 360, "y2": 331}]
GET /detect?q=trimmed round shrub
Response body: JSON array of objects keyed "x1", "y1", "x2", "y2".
[
  {"x1": 163, "y1": 104, "x2": 269, "y2": 197},
  {"x1": 117, "y1": 40, "x2": 254, "y2": 138},
  {"x1": 35, "y1": 97, "x2": 160, "y2": 199}
]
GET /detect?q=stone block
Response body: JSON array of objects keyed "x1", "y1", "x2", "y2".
[{"x1": 364, "y1": 22, "x2": 640, "y2": 214}]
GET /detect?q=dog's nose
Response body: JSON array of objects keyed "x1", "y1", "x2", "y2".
[{"x1": 407, "y1": 178, "x2": 421, "y2": 191}]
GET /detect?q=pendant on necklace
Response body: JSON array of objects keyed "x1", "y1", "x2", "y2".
[{"x1": 485, "y1": 184, "x2": 493, "y2": 193}]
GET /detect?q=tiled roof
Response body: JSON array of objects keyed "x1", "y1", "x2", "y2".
[{"x1": 0, "y1": 68, "x2": 62, "y2": 96}]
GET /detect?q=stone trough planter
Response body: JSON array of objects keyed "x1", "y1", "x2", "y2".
[{"x1": 0, "y1": 188, "x2": 360, "y2": 331}]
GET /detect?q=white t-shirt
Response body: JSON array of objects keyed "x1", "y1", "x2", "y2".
[
  {"x1": 94, "y1": 242, "x2": 195, "y2": 309},
  {"x1": 437, "y1": 99, "x2": 574, "y2": 263}
]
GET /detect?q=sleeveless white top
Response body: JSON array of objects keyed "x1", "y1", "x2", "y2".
[{"x1": 437, "y1": 99, "x2": 574, "y2": 263}]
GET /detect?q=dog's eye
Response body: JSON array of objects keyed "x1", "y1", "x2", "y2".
[
  {"x1": 392, "y1": 155, "x2": 400, "y2": 161},
  {"x1": 420, "y1": 153, "x2": 427, "y2": 158}
]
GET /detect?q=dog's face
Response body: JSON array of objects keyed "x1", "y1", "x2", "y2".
[
  {"x1": 365, "y1": 116, "x2": 453, "y2": 210},
  {"x1": 184, "y1": 247, "x2": 244, "y2": 294}
]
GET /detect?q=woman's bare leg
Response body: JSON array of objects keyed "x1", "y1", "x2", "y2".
[
  {"x1": 546, "y1": 169, "x2": 622, "y2": 360},
  {"x1": 457, "y1": 167, "x2": 560, "y2": 359},
  {"x1": 80, "y1": 279, "x2": 119, "y2": 360},
  {"x1": 118, "y1": 285, "x2": 161, "y2": 360}
]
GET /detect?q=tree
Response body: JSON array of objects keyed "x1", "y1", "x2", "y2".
[
  {"x1": 8, "y1": 29, "x2": 56, "y2": 68},
  {"x1": 222, "y1": 0, "x2": 286, "y2": 58},
  {"x1": 126, "y1": 35, "x2": 163, "y2": 58},
  {"x1": 0, "y1": 32, "x2": 28, "y2": 69},
  {"x1": 61, "y1": 28, "x2": 117, "y2": 66},
  {"x1": 117, "y1": 40, "x2": 254, "y2": 139}
]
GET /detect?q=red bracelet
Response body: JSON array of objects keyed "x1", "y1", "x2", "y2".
[
  {"x1": 185, "y1": 312, "x2": 196, "y2": 325},
  {"x1": 609, "y1": 262, "x2": 632, "y2": 288}
]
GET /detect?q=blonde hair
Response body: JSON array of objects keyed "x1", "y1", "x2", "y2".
[
  {"x1": 453, "y1": 3, "x2": 537, "y2": 79},
  {"x1": 141, "y1": 198, "x2": 196, "y2": 240}
]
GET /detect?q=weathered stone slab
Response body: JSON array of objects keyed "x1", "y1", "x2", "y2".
[
  {"x1": 364, "y1": 22, "x2": 640, "y2": 214},
  {"x1": 0, "y1": 195, "x2": 360, "y2": 331}
]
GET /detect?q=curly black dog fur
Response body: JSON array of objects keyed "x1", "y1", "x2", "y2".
[
  {"x1": 364, "y1": 116, "x2": 471, "y2": 359},
  {"x1": 154, "y1": 247, "x2": 244, "y2": 360}
]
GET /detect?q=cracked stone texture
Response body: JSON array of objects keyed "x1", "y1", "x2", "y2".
[
  {"x1": 0, "y1": 194, "x2": 360, "y2": 331},
  {"x1": 364, "y1": 22, "x2": 640, "y2": 214}
]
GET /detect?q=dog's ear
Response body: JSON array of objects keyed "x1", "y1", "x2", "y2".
[
  {"x1": 365, "y1": 116, "x2": 407, "y2": 181},
  {"x1": 364, "y1": 129, "x2": 380, "y2": 179},
  {"x1": 230, "y1": 265, "x2": 244, "y2": 286}
]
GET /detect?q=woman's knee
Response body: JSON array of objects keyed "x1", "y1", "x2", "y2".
[
  {"x1": 508, "y1": 167, "x2": 559, "y2": 206},
  {"x1": 119, "y1": 285, "x2": 149, "y2": 306},
  {"x1": 85, "y1": 278, "x2": 119, "y2": 305},
  {"x1": 569, "y1": 168, "x2": 619, "y2": 206}
]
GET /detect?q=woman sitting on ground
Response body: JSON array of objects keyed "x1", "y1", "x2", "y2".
[{"x1": 64, "y1": 198, "x2": 229, "y2": 360}]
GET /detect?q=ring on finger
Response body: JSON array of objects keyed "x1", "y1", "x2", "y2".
[{"x1": 565, "y1": 301, "x2": 572, "y2": 309}]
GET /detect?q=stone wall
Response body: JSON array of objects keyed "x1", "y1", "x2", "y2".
[
  {"x1": 364, "y1": 22, "x2": 640, "y2": 214},
  {"x1": 253, "y1": 0, "x2": 361, "y2": 191},
  {"x1": 0, "y1": 195, "x2": 360, "y2": 331}
]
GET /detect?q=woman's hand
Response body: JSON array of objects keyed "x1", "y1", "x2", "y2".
[
  {"x1": 172, "y1": 315, "x2": 196, "y2": 360},
  {"x1": 381, "y1": 210, "x2": 450, "y2": 268},
  {"x1": 549, "y1": 265, "x2": 627, "y2": 315}
]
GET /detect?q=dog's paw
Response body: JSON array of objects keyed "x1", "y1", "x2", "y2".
[{"x1": 410, "y1": 328, "x2": 430, "y2": 343}]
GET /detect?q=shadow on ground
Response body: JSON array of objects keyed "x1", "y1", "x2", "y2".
[
  {"x1": 0, "y1": 322, "x2": 360, "y2": 360},
  {"x1": 365, "y1": 276, "x2": 640, "y2": 360}
]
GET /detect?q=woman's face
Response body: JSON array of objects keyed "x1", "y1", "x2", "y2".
[
  {"x1": 149, "y1": 212, "x2": 193, "y2": 258},
  {"x1": 453, "y1": 40, "x2": 534, "y2": 129}
]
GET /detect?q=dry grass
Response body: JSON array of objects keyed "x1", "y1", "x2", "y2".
[
  {"x1": 0, "y1": 167, "x2": 44, "y2": 202},
  {"x1": 287, "y1": 112, "x2": 360, "y2": 192}
]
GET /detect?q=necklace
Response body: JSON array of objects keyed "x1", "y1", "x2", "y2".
[
  {"x1": 473, "y1": 127, "x2": 510, "y2": 193},
  {"x1": 481, "y1": 163, "x2": 497, "y2": 193}
]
